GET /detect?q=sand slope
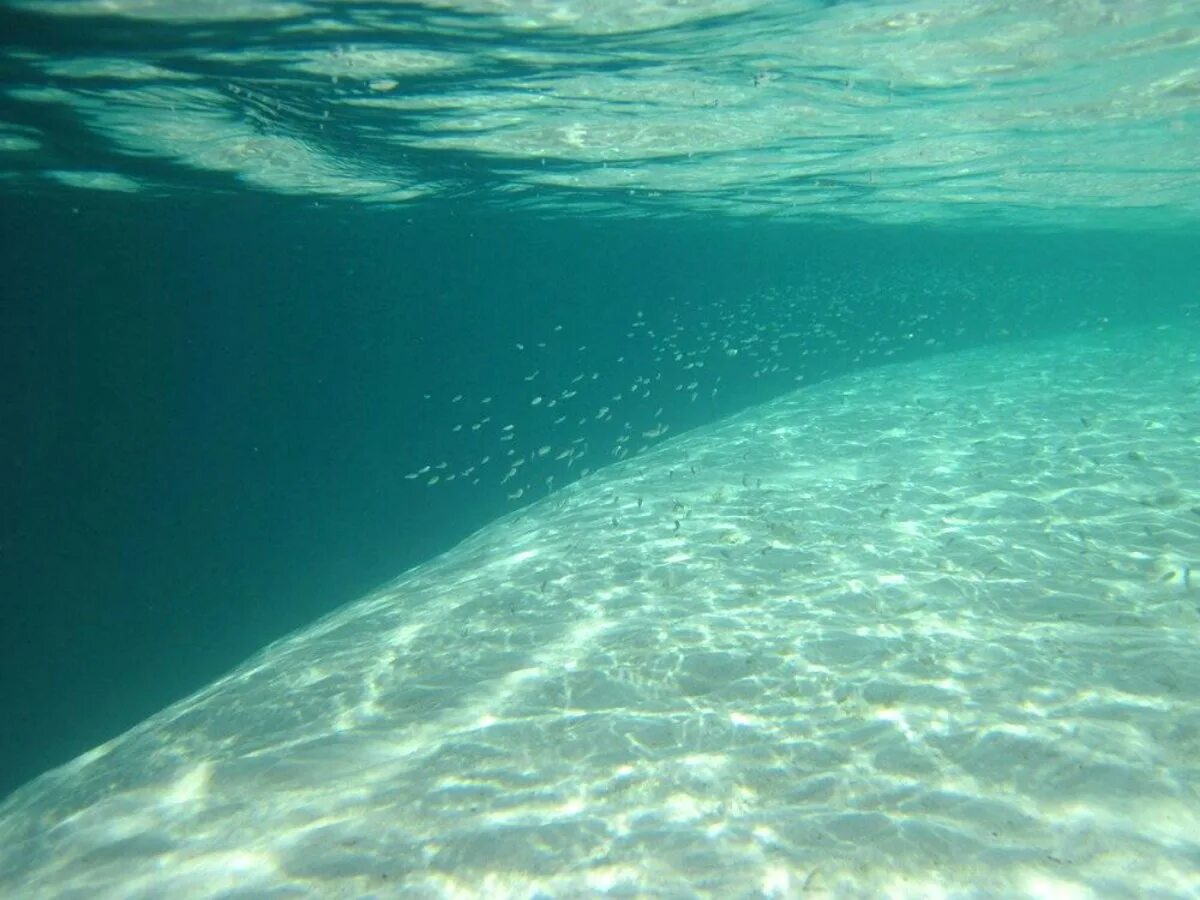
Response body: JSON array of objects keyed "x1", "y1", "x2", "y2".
[{"x1": 2, "y1": 325, "x2": 1198, "y2": 898}]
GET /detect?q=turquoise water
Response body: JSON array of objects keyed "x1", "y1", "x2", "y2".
[
  {"x1": 2, "y1": 0, "x2": 1197, "y2": 228},
  {"x1": 0, "y1": 0, "x2": 1197, "y2": 875}
]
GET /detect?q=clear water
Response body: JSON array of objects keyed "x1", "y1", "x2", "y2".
[
  {"x1": 2, "y1": 0, "x2": 1197, "y2": 228},
  {"x1": 0, "y1": 0, "x2": 1197, "y2": 889}
]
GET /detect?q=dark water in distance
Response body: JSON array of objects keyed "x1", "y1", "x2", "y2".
[{"x1": 1, "y1": 0, "x2": 1198, "y2": 801}]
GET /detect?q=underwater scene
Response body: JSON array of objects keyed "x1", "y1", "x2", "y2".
[{"x1": 0, "y1": 0, "x2": 1198, "y2": 895}]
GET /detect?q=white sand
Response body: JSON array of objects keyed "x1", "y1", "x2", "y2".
[{"x1": 2, "y1": 324, "x2": 1198, "y2": 897}]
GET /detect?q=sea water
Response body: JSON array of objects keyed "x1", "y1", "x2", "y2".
[{"x1": 0, "y1": 1, "x2": 1197, "y2": 895}]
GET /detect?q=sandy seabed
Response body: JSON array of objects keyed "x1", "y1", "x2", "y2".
[{"x1": 2, "y1": 325, "x2": 1198, "y2": 898}]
